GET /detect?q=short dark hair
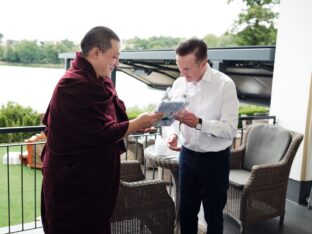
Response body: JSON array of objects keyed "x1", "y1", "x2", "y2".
[
  {"x1": 80, "y1": 26, "x2": 120, "y2": 57},
  {"x1": 175, "y1": 38, "x2": 208, "y2": 62}
]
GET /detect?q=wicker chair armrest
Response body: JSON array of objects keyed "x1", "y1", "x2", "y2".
[
  {"x1": 230, "y1": 148, "x2": 245, "y2": 169},
  {"x1": 120, "y1": 160, "x2": 145, "y2": 182},
  {"x1": 244, "y1": 162, "x2": 289, "y2": 192},
  {"x1": 120, "y1": 179, "x2": 168, "y2": 190},
  {"x1": 112, "y1": 179, "x2": 175, "y2": 222}
]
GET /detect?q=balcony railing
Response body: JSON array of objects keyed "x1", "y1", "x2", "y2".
[{"x1": 0, "y1": 115, "x2": 276, "y2": 233}]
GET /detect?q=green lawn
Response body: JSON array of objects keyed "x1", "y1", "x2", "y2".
[{"x1": 0, "y1": 146, "x2": 42, "y2": 228}]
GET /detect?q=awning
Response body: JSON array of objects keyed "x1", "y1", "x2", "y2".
[{"x1": 59, "y1": 46, "x2": 275, "y2": 106}]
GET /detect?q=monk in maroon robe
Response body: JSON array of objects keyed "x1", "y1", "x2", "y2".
[{"x1": 41, "y1": 26, "x2": 163, "y2": 234}]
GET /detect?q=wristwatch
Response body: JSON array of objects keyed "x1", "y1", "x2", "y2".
[{"x1": 195, "y1": 118, "x2": 202, "y2": 130}]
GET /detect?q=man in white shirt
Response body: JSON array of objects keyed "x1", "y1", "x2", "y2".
[{"x1": 167, "y1": 39, "x2": 239, "y2": 234}]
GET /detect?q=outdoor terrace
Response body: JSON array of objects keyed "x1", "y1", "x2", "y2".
[{"x1": 0, "y1": 115, "x2": 311, "y2": 234}]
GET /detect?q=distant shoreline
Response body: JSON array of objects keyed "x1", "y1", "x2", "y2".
[
  {"x1": 0, "y1": 61, "x2": 63, "y2": 69},
  {"x1": 0, "y1": 65, "x2": 165, "y2": 113}
]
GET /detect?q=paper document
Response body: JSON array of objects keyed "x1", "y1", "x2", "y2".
[
  {"x1": 154, "y1": 100, "x2": 186, "y2": 127},
  {"x1": 153, "y1": 86, "x2": 195, "y2": 127}
]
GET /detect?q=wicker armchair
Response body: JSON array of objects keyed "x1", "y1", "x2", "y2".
[
  {"x1": 225, "y1": 124, "x2": 303, "y2": 234},
  {"x1": 111, "y1": 160, "x2": 175, "y2": 234},
  {"x1": 19, "y1": 132, "x2": 46, "y2": 169}
]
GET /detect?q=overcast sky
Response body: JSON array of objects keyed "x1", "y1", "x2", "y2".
[{"x1": 1, "y1": 0, "x2": 244, "y2": 43}]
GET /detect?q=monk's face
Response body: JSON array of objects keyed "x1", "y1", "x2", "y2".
[{"x1": 97, "y1": 39, "x2": 120, "y2": 78}]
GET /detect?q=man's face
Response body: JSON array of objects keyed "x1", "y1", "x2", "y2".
[
  {"x1": 176, "y1": 53, "x2": 205, "y2": 83},
  {"x1": 97, "y1": 39, "x2": 120, "y2": 78}
]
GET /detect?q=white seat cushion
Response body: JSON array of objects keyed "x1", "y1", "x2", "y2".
[{"x1": 229, "y1": 169, "x2": 251, "y2": 189}]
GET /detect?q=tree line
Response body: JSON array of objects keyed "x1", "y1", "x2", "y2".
[
  {"x1": 0, "y1": 38, "x2": 78, "y2": 64},
  {"x1": 0, "y1": 0, "x2": 278, "y2": 65},
  {"x1": 0, "y1": 0, "x2": 278, "y2": 135}
]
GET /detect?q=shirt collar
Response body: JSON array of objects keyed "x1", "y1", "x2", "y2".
[{"x1": 197, "y1": 63, "x2": 213, "y2": 85}]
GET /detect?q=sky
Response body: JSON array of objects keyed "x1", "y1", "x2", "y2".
[{"x1": 0, "y1": 0, "x2": 244, "y2": 43}]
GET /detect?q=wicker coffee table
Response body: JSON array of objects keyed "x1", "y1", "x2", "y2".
[{"x1": 144, "y1": 145, "x2": 180, "y2": 223}]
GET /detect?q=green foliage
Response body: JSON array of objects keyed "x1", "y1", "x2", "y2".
[
  {"x1": 123, "y1": 34, "x2": 237, "y2": 51},
  {"x1": 127, "y1": 103, "x2": 268, "y2": 120},
  {"x1": 126, "y1": 104, "x2": 157, "y2": 119},
  {"x1": 0, "y1": 1, "x2": 280, "y2": 63},
  {"x1": 203, "y1": 33, "x2": 238, "y2": 47},
  {"x1": 234, "y1": 24, "x2": 277, "y2": 45},
  {"x1": 0, "y1": 102, "x2": 41, "y2": 143},
  {"x1": 16, "y1": 40, "x2": 41, "y2": 64},
  {"x1": 123, "y1": 36, "x2": 183, "y2": 50},
  {"x1": 1, "y1": 39, "x2": 78, "y2": 64},
  {"x1": 228, "y1": 0, "x2": 279, "y2": 45},
  {"x1": 0, "y1": 45, "x2": 3, "y2": 60},
  {"x1": 3, "y1": 43, "x2": 19, "y2": 62},
  {"x1": 239, "y1": 104, "x2": 269, "y2": 116},
  {"x1": 40, "y1": 39, "x2": 77, "y2": 64},
  {"x1": 203, "y1": 34, "x2": 220, "y2": 47}
]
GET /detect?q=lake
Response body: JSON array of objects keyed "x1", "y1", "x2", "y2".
[{"x1": 0, "y1": 65, "x2": 165, "y2": 113}]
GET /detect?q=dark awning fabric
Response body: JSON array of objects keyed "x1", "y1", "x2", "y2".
[{"x1": 59, "y1": 46, "x2": 275, "y2": 106}]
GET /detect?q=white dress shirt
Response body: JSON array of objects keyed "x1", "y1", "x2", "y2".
[{"x1": 169, "y1": 64, "x2": 239, "y2": 152}]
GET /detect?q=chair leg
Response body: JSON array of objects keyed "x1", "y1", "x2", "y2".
[
  {"x1": 174, "y1": 223, "x2": 180, "y2": 234},
  {"x1": 279, "y1": 214, "x2": 284, "y2": 226},
  {"x1": 308, "y1": 188, "x2": 312, "y2": 209},
  {"x1": 240, "y1": 225, "x2": 246, "y2": 234}
]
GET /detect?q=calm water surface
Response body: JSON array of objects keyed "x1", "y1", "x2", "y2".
[{"x1": 0, "y1": 65, "x2": 164, "y2": 113}]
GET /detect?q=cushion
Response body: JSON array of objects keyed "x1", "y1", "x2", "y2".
[
  {"x1": 243, "y1": 124, "x2": 291, "y2": 171},
  {"x1": 229, "y1": 169, "x2": 251, "y2": 190}
]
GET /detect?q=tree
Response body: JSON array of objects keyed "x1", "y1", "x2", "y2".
[
  {"x1": 40, "y1": 41, "x2": 76, "y2": 64},
  {"x1": 3, "y1": 41, "x2": 19, "y2": 63},
  {"x1": 218, "y1": 33, "x2": 238, "y2": 47},
  {"x1": 228, "y1": 0, "x2": 280, "y2": 45},
  {"x1": 0, "y1": 33, "x2": 3, "y2": 59},
  {"x1": 123, "y1": 36, "x2": 182, "y2": 50},
  {"x1": 0, "y1": 39, "x2": 78, "y2": 64},
  {"x1": 203, "y1": 34, "x2": 220, "y2": 48},
  {"x1": 15, "y1": 40, "x2": 41, "y2": 64},
  {"x1": 0, "y1": 46, "x2": 3, "y2": 60},
  {"x1": 203, "y1": 33, "x2": 237, "y2": 48}
]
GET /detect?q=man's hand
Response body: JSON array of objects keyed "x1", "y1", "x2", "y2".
[
  {"x1": 167, "y1": 134, "x2": 181, "y2": 151},
  {"x1": 175, "y1": 110, "x2": 198, "y2": 128}
]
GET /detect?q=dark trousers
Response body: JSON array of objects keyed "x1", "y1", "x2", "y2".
[{"x1": 179, "y1": 146, "x2": 230, "y2": 234}]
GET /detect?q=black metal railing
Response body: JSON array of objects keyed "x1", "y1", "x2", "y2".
[
  {"x1": 0, "y1": 126, "x2": 160, "y2": 234},
  {"x1": 0, "y1": 115, "x2": 275, "y2": 233},
  {"x1": 0, "y1": 126, "x2": 45, "y2": 234}
]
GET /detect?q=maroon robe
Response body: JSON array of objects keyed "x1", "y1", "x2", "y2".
[{"x1": 41, "y1": 52, "x2": 129, "y2": 234}]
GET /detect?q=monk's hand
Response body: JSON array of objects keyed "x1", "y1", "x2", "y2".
[
  {"x1": 174, "y1": 110, "x2": 197, "y2": 128},
  {"x1": 137, "y1": 112, "x2": 164, "y2": 129},
  {"x1": 137, "y1": 126, "x2": 157, "y2": 133},
  {"x1": 167, "y1": 134, "x2": 181, "y2": 151}
]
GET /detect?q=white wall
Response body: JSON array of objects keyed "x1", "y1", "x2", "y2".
[
  {"x1": 306, "y1": 84, "x2": 312, "y2": 180},
  {"x1": 270, "y1": 0, "x2": 312, "y2": 181}
]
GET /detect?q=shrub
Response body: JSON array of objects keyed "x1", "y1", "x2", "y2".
[
  {"x1": 126, "y1": 104, "x2": 157, "y2": 120},
  {"x1": 127, "y1": 103, "x2": 269, "y2": 120},
  {"x1": 0, "y1": 102, "x2": 41, "y2": 143},
  {"x1": 239, "y1": 104, "x2": 268, "y2": 116}
]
